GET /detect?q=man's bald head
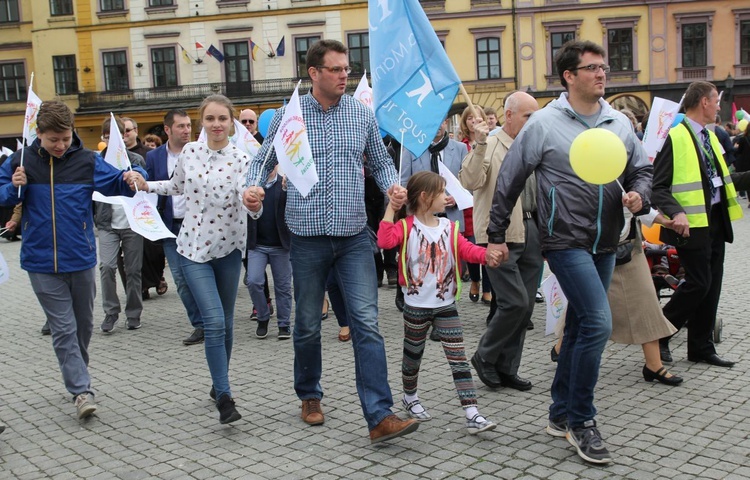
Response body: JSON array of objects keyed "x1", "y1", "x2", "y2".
[{"x1": 503, "y1": 91, "x2": 539, "y2": 139}]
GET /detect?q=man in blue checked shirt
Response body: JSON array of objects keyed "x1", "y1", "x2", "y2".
[{"x1": 243, "y1": 39, "x2": 417, "y2": 444}]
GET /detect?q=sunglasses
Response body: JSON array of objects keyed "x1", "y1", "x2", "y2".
[
  {"x1": 124, "y1": 127, "x2": 136, "y2": 134},
  {"x1": 241, "y1": 119, "x2": 256, "y2": 125}
]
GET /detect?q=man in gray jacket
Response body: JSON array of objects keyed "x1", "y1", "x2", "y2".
[
  {"x1": 95, "y1": 116, "x2": 146, "y2": 333},
  {"x1": 487, "y1": 40, "x2": 652, "y2": 464}
]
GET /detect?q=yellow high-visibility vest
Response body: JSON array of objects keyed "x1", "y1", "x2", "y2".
[{"x1": 669, "y1": 123, "x2": 743, "y2": 227}]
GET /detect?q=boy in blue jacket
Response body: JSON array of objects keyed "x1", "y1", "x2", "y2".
[{"x1": 0, "y1": 101, "x2": 146, "y2": 420}]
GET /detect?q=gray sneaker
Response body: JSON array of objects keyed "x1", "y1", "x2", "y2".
[
  {"x1": 546, "y1": 417, "x2": 568, "y2": 437},
  {"x1": 466, "y1": 414, "x2": 496, "y2": 435},
  {"x1": 402, "y1": 397, "x2": 432, "y2": 421},
  {"x1": 100, "y1": 315, "x2": 118, "y2": 333},
  {"x1": 566, "y1": 420, "x2": 613, "y2": 464},
  {"x1": 75, "y1": 393, "x2": 97, "y2": 419},
  {"x1": 126, "y1": 318, "x2": 141, "y2": 330}
]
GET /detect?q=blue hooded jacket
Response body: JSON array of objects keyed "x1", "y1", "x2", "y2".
[{"x1": 0, "y1": 133, "x2": 146, "y2": 273}]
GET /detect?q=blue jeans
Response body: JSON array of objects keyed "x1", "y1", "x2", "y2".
[
  {"x1": 163, "y1": 220, "x2": 202, "y2": 329},
  {"x1": 327, "y1": 270, "x2": 349, "y2": 328},
  {"x1": 290, "y1": 231, "x2": 394, "y2": 430},
  {"x1": 179, "y1": 249, "x2": 242, "y2": 400},
  {"x1": 28, "y1": 268, "x2": 96, "y2": 398},
  {"x1": 246, "y1": 245, "x2": 292, "y2": 327},
  {"x1": 545, "y1": 249, "x2": 615, "y2": 429}
]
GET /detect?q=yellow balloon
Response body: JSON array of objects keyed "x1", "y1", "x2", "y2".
[
  {"x1": 97, "y1": 141, "x2": 107, "y2": 151},
  {"x1": 569, "y1": 129, "x2": 627, "y2": 185},
  {"x1": 641, "y1": 223, "x2": 662, "y2": 245},
  {"x1": 738, "y1": 119, "x2": 749, "y2": 133}
]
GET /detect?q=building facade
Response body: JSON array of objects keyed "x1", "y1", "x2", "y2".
[{"x1": 0, "y1": 0, "x2": 748, "y2": 150}]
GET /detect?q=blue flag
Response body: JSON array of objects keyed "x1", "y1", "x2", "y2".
[
  {"x1": 207, "y1": 44, "x2": 225, "y2": 63},
  {"x1": 368, "y1": 0, "x2": 460, "y2": 158},
  {"x1": 276, "y1": 36, "x2": 286, "y2": 57}
]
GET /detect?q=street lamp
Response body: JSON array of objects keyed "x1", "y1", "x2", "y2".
[{"x1": 725, "y1": 73, "x2": 734, "y2": 102}]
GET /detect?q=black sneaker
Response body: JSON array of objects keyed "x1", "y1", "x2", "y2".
[
  {"x1": 126, "y1": 318, "x2": 141, "y2": 330},
  {"x1": 100, "y1": 315, "x2": 118, "y2": 334},
  {"x1": 250, "y1": 307, "x2": 258, "y2": 321},
  {"x1": 395, "y1": 289, "x2": 405, "y2": 312},
  {"x1": 41, "y1": 321, "x2": 51, "y2": 336},
  {"x1": 566, "y1": 420, "x2": 613, "y2": 464},
  {"x1": 546, "y1": 417, "x2": 567, "y2": 437},
  {"x1": 183, "y1": 328, "x2": 204, "y2": 346},
  {"x1": 535, "y1": 291, "x2": 545, "y2": 303},
  {"x1": 278, "y1": 326, "x2": 291, "y2": 340},
  {"x1": 256, "y1": 320, "x2": 269, "y2": 339},
  {"x1": 216, "y1": 394, "x2": 241, "y2": 424}
]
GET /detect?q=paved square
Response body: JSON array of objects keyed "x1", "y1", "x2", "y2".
[{"x1": 1, "y1": 215, "x2": 749, "y2": 479}]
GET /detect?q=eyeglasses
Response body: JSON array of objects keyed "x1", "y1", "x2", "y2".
[
  {"x1": 101, "y1": 135, "x2": 109, "y2": 141},
  {"x1": 316, "y1": 65, "x2": 351, "y2": 75},
  {"x1": 124, "y1": 127, "x2": 136, "y2": 134},
  {"x1": 241, "y1": 119, "x2": 256, "y2": 125},
  {"x1": 570, "y1": 63, "x2": 610, "y2": 74}
]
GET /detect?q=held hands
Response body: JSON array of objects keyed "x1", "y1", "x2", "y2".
[
  {"x1": 11, "y1": 166, "x2": 26, "y2": 187},
  {"x1": 622, "y1": 191, "x2": 642, "y2": 213},
  {"x1": 486, "y1": 242, "x2": 509, "y2": 266},
  {"x1": 387, "y1": 184, "x2": 408, "y2": 211},
  {"x1": 242, "y1": 186, "x2": 265, "y2": 212},
  {"x1": 671, "y1": 212, "x2": 690, "y2": 238},
  {"x1": 473, "y1": 121, "x2": 489, "y2": 144},
  {"x1": 123, "y1": 171, "x2": 147, "y2": 191}
]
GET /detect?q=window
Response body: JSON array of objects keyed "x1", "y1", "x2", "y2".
[
  {"x1": 149, "y1": 0, "x2": 173, "y2": 5},
  {"x1": 295, "y1": 36, "x2": 320, "y2": 78},
  {"x1": 0, "y1": 0, "x2": 19, "y2": 23},
  {"x1": 476, "y1": 37, "x2": 501, "y2": 80},
  {"x1": 223, "y1": 41, "x2": 250, "y2": 98},
  {"x1": 550, "y1": 31, "x2": 576, "y2": 75},
  {"x1": 151, "y1": 46, "x2": 177, "y2": 88},
  {"x1": 53, "y1": 55, "x2": 78, "y2": 95},
  {"x1": 347, "y1": 32, "x2": 369, "y2": 75},
  {"x1": 0, "y1": 62, "x2": 26, "y2": 103},
  {"x1": 100, "y1": 0, "x2": 124, "y2": 11},
  {"x1": 607, "y1": 28, "x2": 633, "y2": 72},
  {"x1": 741, "y1": 20, "x2": 750, "y2": 65},
  {"x1": 102, "y1": 50, "x2": 129, "y2": 91},
  {"x1": 50, "y1": 0, "x2": 73, "y2": 15},
  {"x1": 682, "y1": 23, "x2": 707, "y2": 67}
]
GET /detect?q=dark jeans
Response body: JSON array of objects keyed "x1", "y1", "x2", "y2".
[{"x1": 546, "y1": 249, "x2": 615, "y2": 429}]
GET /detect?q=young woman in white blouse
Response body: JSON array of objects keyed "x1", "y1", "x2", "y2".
[{"x1": 133, "y1": 94, "x2": 257, "y2": 424}]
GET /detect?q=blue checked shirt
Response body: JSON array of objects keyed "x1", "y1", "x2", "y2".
[{"x1": 247, "y1": 92, "x2": 398, "y2": 237}]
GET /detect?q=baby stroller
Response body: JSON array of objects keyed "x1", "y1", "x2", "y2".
[{"x1": 643, "y1": 240, "x2": 722, "y2": 343}]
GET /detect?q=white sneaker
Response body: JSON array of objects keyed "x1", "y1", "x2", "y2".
[
  {"x1": 75, "y1": 393, "x2": 97, "y2": 419},
  {"x1": 466, "y1": 414, "x2": 496, "y2": 435}
]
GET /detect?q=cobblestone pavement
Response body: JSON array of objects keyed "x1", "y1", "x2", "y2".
[{"x1": 1, "y1": 214, "x2": 749, "y2": 480}]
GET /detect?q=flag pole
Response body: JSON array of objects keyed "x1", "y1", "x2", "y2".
[
  {"x1": 459, "y1": 84, "x2": 476, "y2": 112},
  {"x1": 18, "y1": 72, "x2": 35, "y2": 196},
  {"x1": 254, "y1": 144, "x2": 276, "y2": 187},
  {"x1": 398, "y1": 129, "x2": 406, "y2": 186}
]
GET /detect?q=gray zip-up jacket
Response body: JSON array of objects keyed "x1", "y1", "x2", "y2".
[{"x1": 487, "y1": 93, "x2": 652, "y2": 254}]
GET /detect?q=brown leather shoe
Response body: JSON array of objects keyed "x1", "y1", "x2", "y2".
[
  {"x1": 369, "y1": 414, "x2": 419, "y2": 444},
  {"x1": 301, "y1": 399, "x2": 324, "y2": 425}
]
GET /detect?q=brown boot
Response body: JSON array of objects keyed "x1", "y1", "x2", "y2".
[
  {"x1": 369, "y1": 414, "x2": 419, "y2": 444},
  {"x1": 300, "y1": 399, "x2": 324, "y2": 425}
]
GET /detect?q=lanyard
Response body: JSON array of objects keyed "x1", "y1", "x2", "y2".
[{"x1": 683, "y1": 121, "x2": 718, "y2": 172}]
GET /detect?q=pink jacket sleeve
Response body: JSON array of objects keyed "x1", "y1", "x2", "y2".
[
  {"x1": 457, "y1": 234, "x2": 487, "y2": 265},
  {"x1": 377, "y1": 220, "x2": 405, "y2": 250}
]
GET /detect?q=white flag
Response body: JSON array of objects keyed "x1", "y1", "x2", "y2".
[
  {"x1": 22, "y1": 87, "x2": 42, "y2": 145},
  {"x1": 437, "y1": 161, "x2": 473, "y2": 210},
  {"x1": 641, "y1": 96, "x2": 683, "y2": 161},
  {"x1": 197, "y1": 127, "x2": 206, "y2": 143},
  {"x1": 231, "y1": 119, "x2": 261, "y2": 159},
  {"x1": 1, "y1": 146, "x2": 12, "y2": 157},
  {"x1": 0, "y1": 251, "x2": 9, "y2": 285},
  {"x1": 353, "y1": 72, "x2": 374, "y2": 111},
  {"x1": 118, "y1": 191, "x2": 176, "y2": 241},
  {"x1": 541, "y1": 274, "x2": 568, "y2": 336},
  {"x1": 273, "y1": 81, "x2": 318, "y2": 197},
  {"x1": 16, "y1": 139, "x2": 23, "y2": 151},
  {"x1": 103, "y1": 113, "x2": 132, "y2": 170}
]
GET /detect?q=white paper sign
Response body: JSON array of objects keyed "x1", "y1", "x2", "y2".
[
  {"x1": 437, "y1": 161, "x2": 473, "y2": 210},
  {"x1": 0, "y1": 251, "x2": 9, "y2": 285},
  {"x1": 541, "y1": 273, "x2": 568, "y2": 336}
]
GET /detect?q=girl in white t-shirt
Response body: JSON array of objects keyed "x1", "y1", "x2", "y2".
[{"x1": 378, "y1": 171, "x2": 500, "y2": 435}]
